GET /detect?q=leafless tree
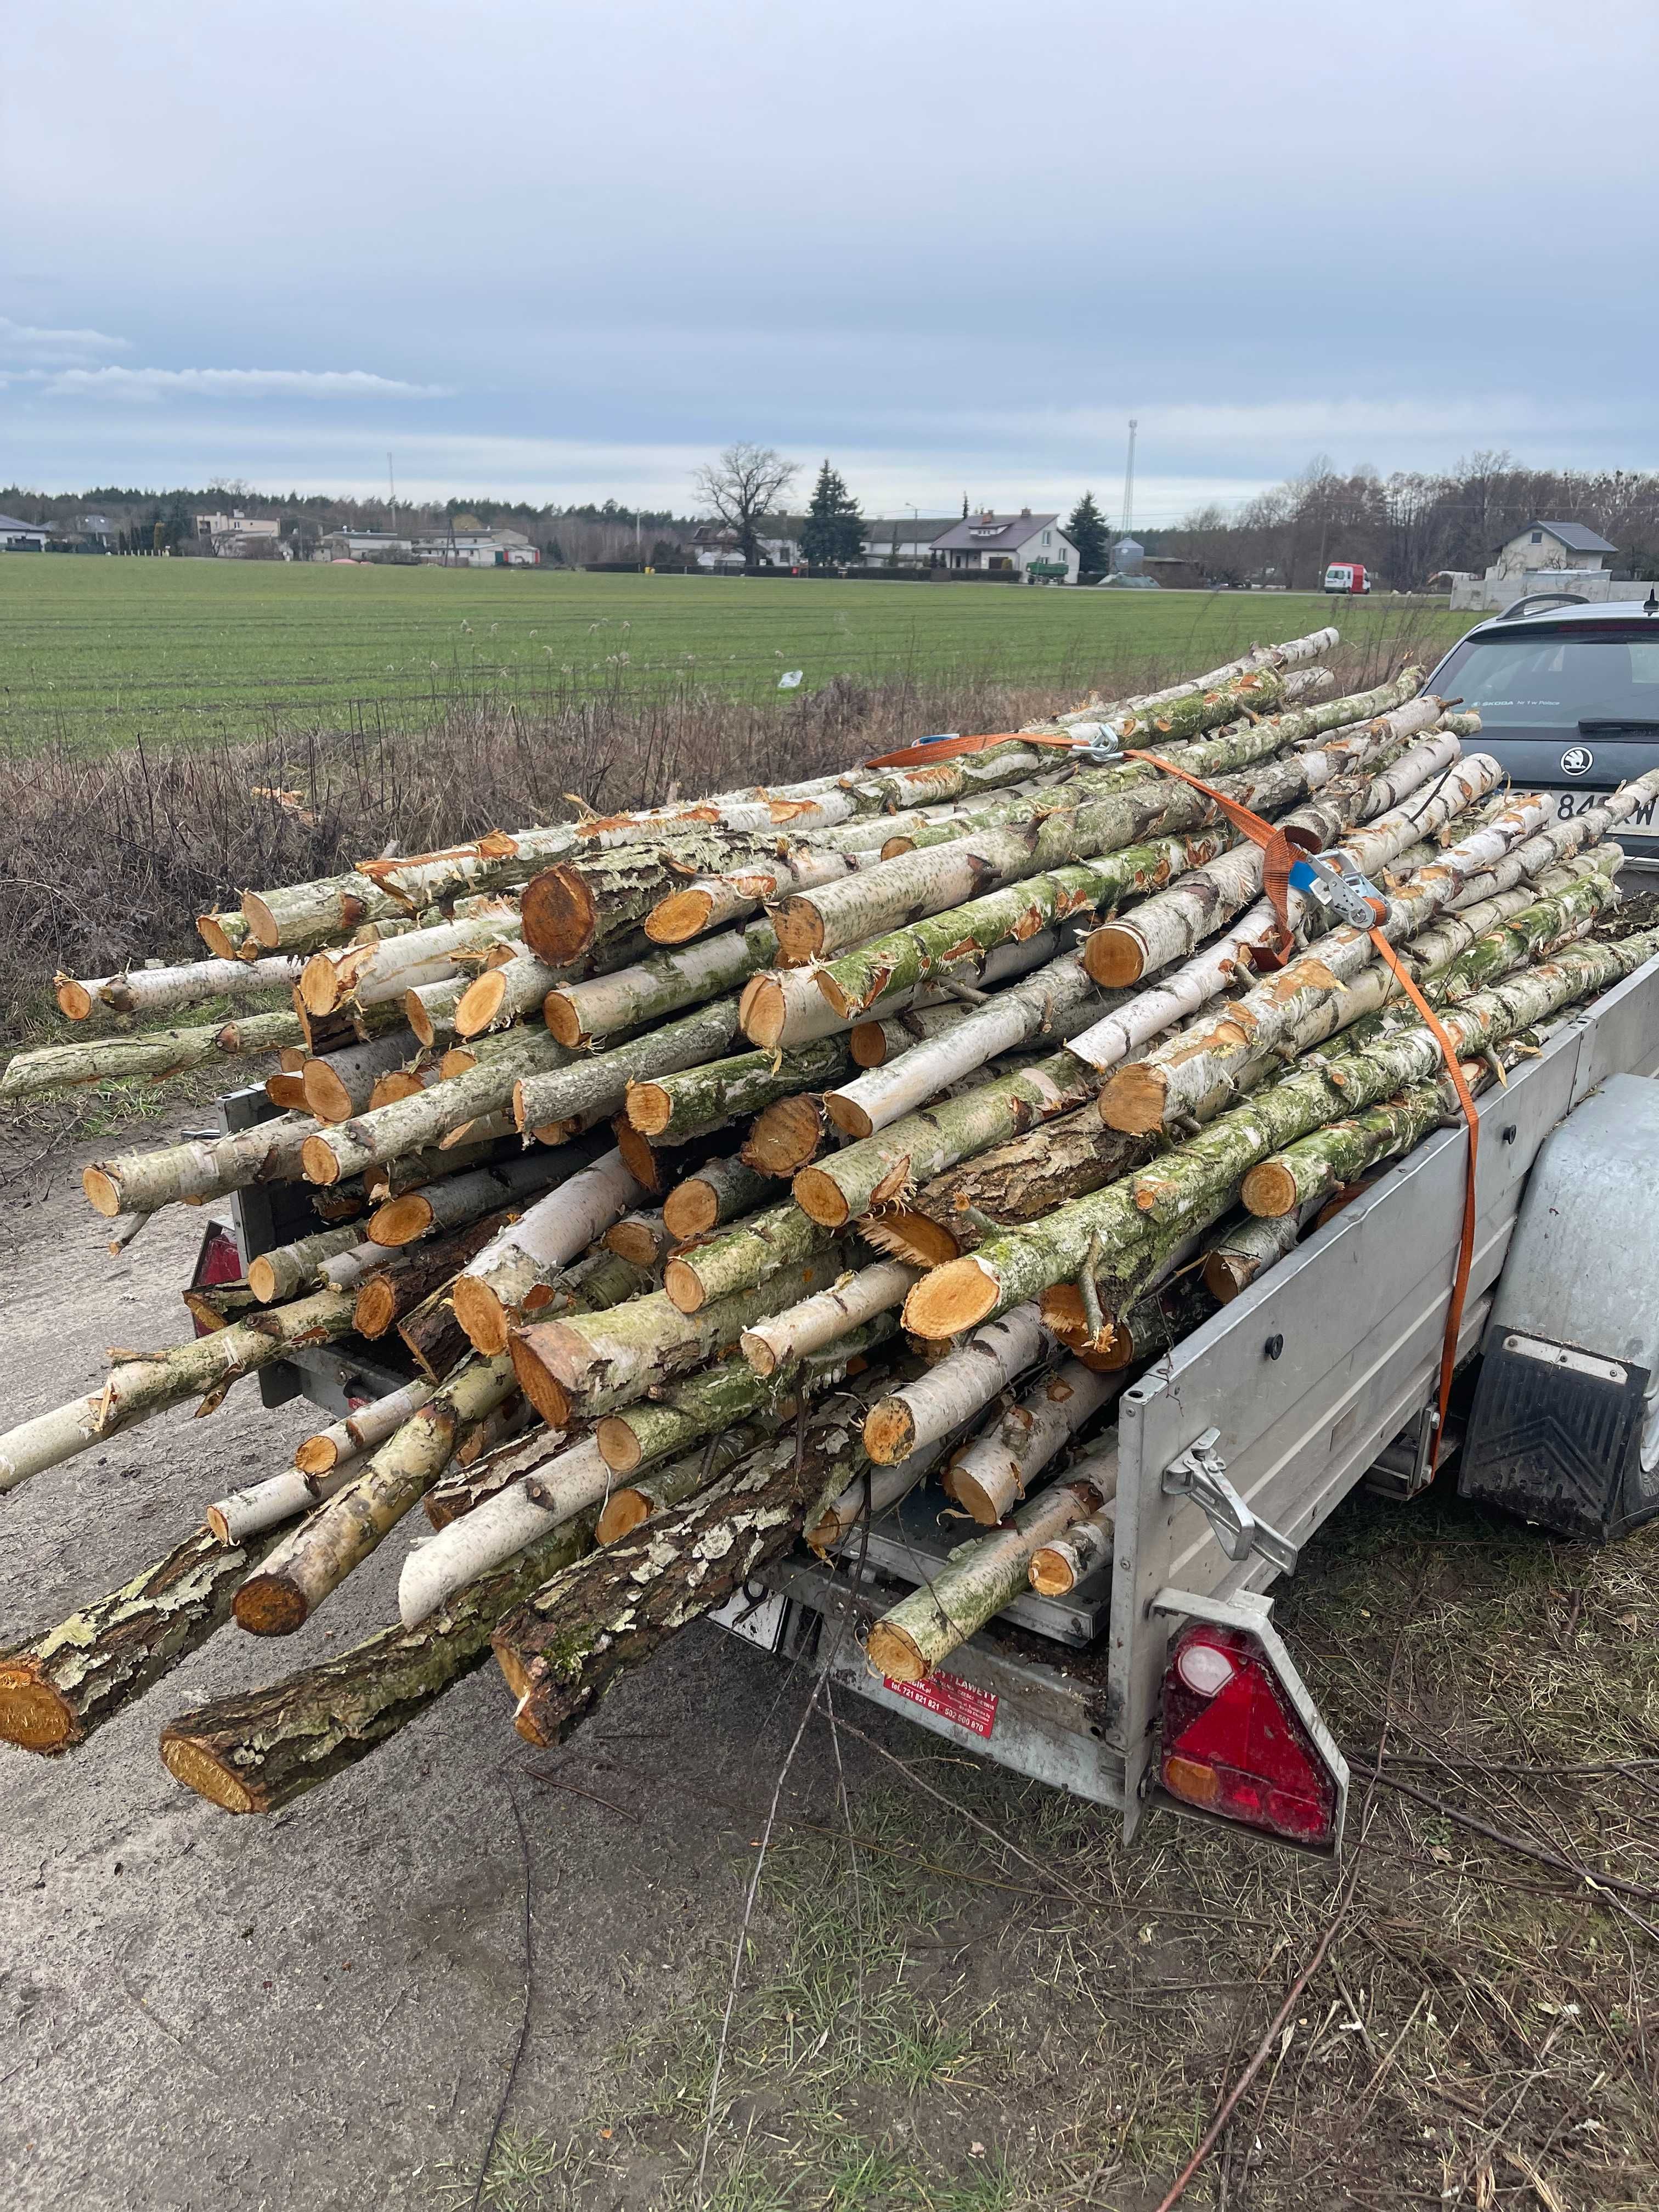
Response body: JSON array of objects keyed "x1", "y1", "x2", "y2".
[{"x1": 693, "y1": 443, "x2": 799, "y2": 568}]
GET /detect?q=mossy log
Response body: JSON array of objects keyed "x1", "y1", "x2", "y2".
[
  {"x1": 450, "y1": 1148, "x2": 646, "y2": 1353},
  {"x1": 1241, "y1": 1058, "x2": 1492, "y2": 1220},
  {"x1": 233, "y1": 1355, "x2": 516, "y2": 1634},
  {"x1": 627, "y1": 1034, "x2": 854, "y2": 1144},
  {"x1": 492, "y1": 1409, "x2": 867, "y2": 1747},
  {"x1": 0, "y1": 1288, "x2": 356, "y2": 1494},
  {"x1": 661, "y1": 1197, "x2": 839, "y2": 1314},
  {"x1": 512, "y1": 995, "x2": 745, "y2": 1134},
  {"x1": 663, "y1": 1153, "x2": 773, "y2": 1242},
  {"x1": 945, "y1": 1359, "x2": 1121, "y2": 1525},
  {"x1": 301, "y1": 1026, "x2": 574, "y2": 1184},
  {"x1": 0, "y1": 1525, "x2": 283, "y2": 1754},
  {"x1": 161, "y1": 1511, "x2": 596, "y2": 1814},
  {"x1": 544, "y1": 920, "x2": 778, "y2": 1047},
  {"x1": 1201, "y1": 1210, "x2": 1311, "y2": 1302},
  {"x1": 246, "y1": 1222, "x2": 366, "y2": 1304}
]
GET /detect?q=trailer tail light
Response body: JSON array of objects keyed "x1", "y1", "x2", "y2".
[
  {"x1": 188, "y1": 1221, "x2": 244, "y2": 1338},
  {"x1": 1160, "y1": 1621, "x2": 1339, "y2": 1848}
]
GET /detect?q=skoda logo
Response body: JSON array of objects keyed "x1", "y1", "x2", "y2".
[{"x1": 1561, "y1": 745, "x2": 1594, "y2": 776}]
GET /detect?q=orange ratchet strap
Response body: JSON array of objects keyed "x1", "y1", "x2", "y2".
[{"x1": 1124, "y1": 748, "x2": 1479, "y2": 1481}]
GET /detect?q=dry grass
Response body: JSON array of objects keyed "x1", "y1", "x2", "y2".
[{"x1": 440, "y1": 1480, "x2": 1659, "y2": 2210}]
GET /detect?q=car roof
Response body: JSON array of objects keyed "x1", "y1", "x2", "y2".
[{"x1": 1460, "y1": 595, "x2": 1659, "y2": 643}]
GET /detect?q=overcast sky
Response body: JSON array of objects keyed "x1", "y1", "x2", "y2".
[{"x1": 4, "y1": 1, "x2": 1655, "y2": 522}]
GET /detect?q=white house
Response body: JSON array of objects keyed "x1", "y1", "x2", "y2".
[
  {"x1": 859, "y1": 517, "x2": 957, "y2": 569},
  {"x1": 195, "y1": 510, "x2": 283, "y2": 554},
  {"x1": 1449, "y1": 518, "x2": 1643, "y2": 612},
  {"x1": 928, "y1": 509, "x2": 1080, "y2": 582},
  {"x1": 0, "y1": 512, "x2": 50, "y2": 551},
  {"x1": 1492, "y1": 520, "x2": 1616, "y2": 580}
]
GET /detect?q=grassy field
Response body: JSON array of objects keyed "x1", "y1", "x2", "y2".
[{"x1": 0, "y1": 556, "x2": 1480, "y2": 753}]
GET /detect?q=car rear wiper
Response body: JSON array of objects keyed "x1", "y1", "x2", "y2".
[{"x1": 1578, "y1": 720, "x2": 1659, "y2": 735}]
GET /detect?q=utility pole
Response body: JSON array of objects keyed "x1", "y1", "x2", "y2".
[
  {"x1": 1120, "y1": 420, "x2": 1138, "y2": 540},
  {"x1": 388, "y1": 454, "x2": 397, "y2": 536}
]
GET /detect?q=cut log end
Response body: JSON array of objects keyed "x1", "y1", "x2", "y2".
[
  {"x1": 902, "y1": 1260, "x2": 998, "y2": 1341},
  {"x1": 160, "y1": 1731, "x2": 258, "y2": 1814},
  {"x1": 520, "y1": 866, "x2": 599, "y2": 967},
  {"x1": 298, "y1": 956, "x2": 343, "y2": 1017},
  {"x1": 662, "y1": 1180, "x2": 717, "y2": 1240},
  {"x1": 792, "y1": 1165, "x2": 850, "y2": 1228},
  {"x1": 509, "y1": 1334, "x2": 574, "y2": 1430},
  {"x1": 612, "y1": 1119, "x2": 665, "y2": 1194},
  {"x1": 950, "y1": 1461, "x2": 1019, "y2": 1527},
  {"x1": 846, "y1": 1025, "x2": 890, "y2": 1073},
  {"x1": 196, "y1": 915, "x2": 240, "y2": 961},
  {"x1": 645, "y1": 887, "x2": 715, "y2": 945},
  {"x1": 1039, "y1": 1283, "x2": 1118, "y2": 1358},
  {"x1": 1240, "y1": 1162, "x2": 1300, "y2": 1219},
  {"x1": 454, "y1": 969, "x2": 508, "y2": 1039},
  {"x1": 453, "y1": 1274, "x2": 510, "y2": 1356},
  {"x1": 202, "y1": 1504, "x2": 233, "y2": 1543},
  {"x1": 0, "y1": 1666, "x2": 78, "y2": 1754},
  {"x1": 265, "y1": 1074, "x2": 308, "y2": 1110},
  {"x1": 860, "y1": 1209, "x2": 960, "y2": 1268},
  {"x1": 54, "y1": 978, "x2": 95, "y2": 1022},
  {"x1": 369, "y1": 1193, "x2": 433, "y2": 1246},
  {"x1": 232, "y1": 1574, "x2": 309, "y2": 1637},
  {"x1": 825, "y1": 1092, "x2": 875, "y2": 1138},
  {"x1": 241, "y1": 893, "x2": 281, "y2": 950},
  {"x1": 737, "y1": 1328, "x2": 781, "y2": 1378},
  {"x1": 864, "y1": 1620, "x2": 928, "y2": 1685},
  {"x1": 737, "y1": 973, "x2": 785, "y2": 1051},
  {"x1": 744, "y1": 1094, "x2": 823, "y2": 1176},
  {"x1": 294, "y1": 1433, "x2": 338, "y2": 1476},
  {"x1": 1028, "y1": 1545, "x2": 1079, "y2": 1598},
  {"x1": 246, "y1": 1255, "x2": 280, "y2": 1304},
  {"x1": 594, "y1": 1488, "x2": 651, "y2": 1544},
  {"x1": 625, "y1": 1081, "x2": 674, "y2": 1137},
  {"x1": 1098, "y1": 1063, "x2": 1167, "y2": 1136},
  {"x1": 1081, "y1": 923, "x2": 1148, "y2": 990},
  {"x1": 82, "y1": 1166, "x2": 123, "y2": 1218},
  {"x1": 606, "y1": 1220, "x2": 664, "y2": 1269},
  {"x1": 771, "y1": 899, "x2": 825, "y2": 967},
  {"x1": 862, "y1": 1400, "x2": 917, "y2": 1466},
  {"x1": 542, "y1": 990, "x2": 582, "y2": 1047},
  {"x1": 1202, "y1": 1251, "x2": 1255, "y2": 1304},
  {"x1": 405, "y1": 989, "x2": 439, "y2": 1048},
  {"x1": 300, "y1": 1135, "x2": 345, "y2": 1186},
  {"x1": 301, "y1": 1062, "x2": 356, "y2": 1122},
  {"x1": 594, "y1": 1416, "x2": 643, "y2": 1474},
  {"x1": 353, "y1": 1278, "x2": 398, "y2": 1338},
  {"x1": 878, "y1": 834, "x2": 916, "y2": 859},
  {"x1": 662, "y1": 1257, "x2": 707, "y2": 1314},
  {"x1": 816, "y1": 973, "x2": 857, "y2": 1020}
]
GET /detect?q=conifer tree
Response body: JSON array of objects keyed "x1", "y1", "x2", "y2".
[
  {"x1": 800, "y1": 460, "x2": 864, "y2": 568},
  {"x1": 1065, "y1": 489, "x2": 1109, "y2": 576}
]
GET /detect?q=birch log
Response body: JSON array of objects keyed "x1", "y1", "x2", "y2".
[
  {"x1": 298, "y1": 906, "x2": 520, "y2": 1015},
  {"x1": 242, "y1": 870, "x2": 409, "y2": 953},
  {"x1": 301, "y1": 1026, "x2": 574, "y2": 1184},
  {"x1": 662, "y1": 1153, "x2": 774, "y2": 1241},
  {"x1": 0, "y1": 1008, "x2": 307, "y2": 1102},
  {"x1": 511, "y1": 995, "x2": 745, "y2": 1135},
  {"x1": 740, "y1": 1259, "x2": 919, "y2": 1375},
  {"x1": 246, "y1": 1222, "x2": 367, "y2": 1304},
  {"x1": 594, "y1": 1428, "x2": 766, "y2": 1544},
  {"x1": 864, "y1": 1471, "x2": 1110, "y2": 1683},
  {"x1": 450, "y1": 1148, "x2": 646, "y2": 1353},
  {"x1": 453, "y1": 948, "x2": 567, "y2": 1037},
  {"x1": 1029, "y1": 1493, "x2": 1119, "y2": 1596},
  {"x1": 944, "y1": 1359, "x2": 1122, "y2": 1525},
  {"x1": 1240, "y1": 1058, "x2": 1494, "y2": 1220},
  {"x1": 234, "y1": 1355, "x2": 516, "y2": 1633},
  {"x1": 351, "y1": 1211, "x2": 511, "y2": 1339},
  {"x1": 395, "y1": 1432, "x2": 611, "y2": 1625},
  {"x1": 161, "y1": 1509, "x2": 596, "y2": 1814},
  {"x1": 543, "y1": 920, "x2": 779, "y2": 1047},
  {"x1": 366, "y1": 1139, "x2": 601, "y2": 1247},
  {"x1": 205, "y1": 1459, "x2": 365, "y2": 1545},
  {"x1": 0, "y1": 1288, "x2": 355, "y2": 1494},
  {"x1": 0, "y1": 1525, "x2": 283, "y2": 1754},
  {"x1": 519, "y1": 833, "x2": 778, "y2": 967},
  {"x1": 862, "y1": 1305, "x2": 1052, "y2": 1463},
  {"x1": 1201, "y1": 1210, "x2": 1311, "y2": 1301},
  {"x1": 806, "y1": 1443, "x2": 948, "y2": 1557},
  {"x1": 661, "y1": 1198, "x2": 838, "y2": 1313},
  {"x1": 738, "y1": 928, "x2": 1063, "y2": 1053},
  {"x1": 54, "y1": 951, "x2": 304, "y2": 1024},
  {"x1": 299, "y1": 1030, "x2": 423, "y2": 1122},
  {"x1": 628, "y1": 1036, "x2": 854, "y2": 1144},
  {"x1": 295, "y1": 1376, "x2": 436, "y2": 1477},
  {"x1": 510, "y1": 1250, "x2": 843, "y2": 1424}
]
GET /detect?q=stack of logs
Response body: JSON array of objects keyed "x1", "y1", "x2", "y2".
[{"x1": 5, "y1": 622, "x2": 1657, "y2": 1816}]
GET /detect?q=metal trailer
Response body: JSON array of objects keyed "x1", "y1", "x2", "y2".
[{"x1": 213, "y1": 950, "x2": 1659, "y2": 1860}]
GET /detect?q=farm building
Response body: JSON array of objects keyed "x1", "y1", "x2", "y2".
[
  {"x1": 0, "y1": 512, "x2": 51, "y2": 551},
  {"x1": 930, "y1": 509, "x2": 1080, "y2": 581}
]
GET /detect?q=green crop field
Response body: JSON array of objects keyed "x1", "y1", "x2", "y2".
[{"x1": 0, "y1": 556, "x2": 1480, "y2": 755}]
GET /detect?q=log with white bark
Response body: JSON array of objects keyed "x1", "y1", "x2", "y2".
[
  {"x1": 241, "y1": 870, "x2": 409, "y2": 953},
  {"x1": 511, "y1": 994, "x2": 745, "y2": 1135},
  {"x1": 847, "y1": 1004, "x2": 967, "y2": 1069},
  {"x1": 300, "y1": 1026, "x2": 574, "y2": 1184},
  {"x1": 351, "y1": 1211, "x2": 511, "y2": 1340},
  {"x1": 543, "y1": 919, "x2": 778, "y2": 1048},
  {"x1": 246, "y1": 1222, "x2": 367, "y2": 1304},
  {"x1": 740, "y1": 1259, "x2": 919, "y2": 1375},
  {"x1": 944, "y1": 1359, "x2": 1122, "y2": 1525},
  {"x1": 161, "y1": 1509, "x2": 597, "y2": 1814},
  {"x1": 1200, "y1": 1209, "x2": 1312, "y2": 1301},
  {"x1": 594, "y1": 1427, "x2": 767, "y2": 1544},
  {"x1": 0, "y1": 1287, "x2": 355, "y2": 1494},
  {"x1": 518, "y1": 832, "x2": 781, "y2": 968},
  {"x1": 510, "y1": 1250, "x2": 843, "y2": 1425},
  {"x1": 293, "y1": 1376, "x2": 437, "y2": 1479},
  {"x1": 0, "y1": 1006, "x2": 309, "y2": 1102},
  {"x1": 1028, "y1": 1489, "x2": 1119, "y2": 1596},
  {"x1": 1240, "y1": 1056, "x2": 1494, "y2": 1222},
  {"x1": 662, "y1": 1152, "x2": 774, "y2": 1241},
  {"x1": 0, "y1": 1525, "x2": 284, "y2": 1754},
  {"x1": 450, "y1": 1148, "x2": 646, "y2": 1353},
  {"x1": 491, "y1": 1406, "x2": 874, "y2": 1748},
  {"x1": 54, "y1": 951, "x2": 304, "y2": 1024},
  {"x1": 299, "y1": 1029, "x2": 423, "y2": 1122},
  {"x1": 81, "y1": 1113, "x2": 318, "y2": 1218},
  {"x1": 297, "y1": 906, "x2": 521, "y2": 1016},
  {"x1": 864, "y1": 1468, "x2": 1111, "y2": 1683},
  {"x1": 1035, "y1": 629, "x2": 1335, "y2": 730},
  {"x1": 627, "y1": 1034, "x2": 855, "y2": 1145},
  {"x1": 805, "y1": 1442, "x2": 949, "y2": 1556},
  {"x1": 233, "y1": 1355, "x2": 516, "y2": 1633},
  {"x1": 205, "y1": 1452, "x2": 369, "y2": 1544},
  {"x1": 738, "y1": 928, "x2": 1065, "y2": 1051},
  {"x1": 660, "y1": 1197, "x2": 839, "y2": 1314},
  {"x1": 394, "y1": 1430, "x2": 609, "y2": 1626},
  {"x1": 862, "y1": 1304, "x2": 1052, "y2": 1464},
  {"x1": 904, "y1": 929, "x2": 1659, "y2": 1341},
  {"x1": 365, "y1": 1140, "x2": 597, "y2": 1248}
]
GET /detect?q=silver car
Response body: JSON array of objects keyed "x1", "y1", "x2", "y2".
[{"x1": 1424, "y1": 592, "x2": 1659, "y2": 871}]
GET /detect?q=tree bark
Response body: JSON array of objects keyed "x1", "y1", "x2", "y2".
[
  {"x1": 792, "y1": 1045, "x2": 1099, "y2": 1229},
  {"x1": 863, "y1": 1304, "x2": 1052, "y2": 1463},
  {"x1": 662, "y1": 1153, "x2": 773, "y2": 1242},
  {"x1": 520, "y1": 833, "x2": 776, "y2": 967},
  {"x1": 351, "y1": 1211, "x2": 512, "y2": 1340},
  {"x1": 0, "y1": 1287, "x2": 356, "y2": 1494},
  {"x1": 241, "y1": 871, "x2": 408, "y2": 953},
  {"x1": 298, "y1": 906, "x2": 520, "y2": 1016},
  {"x1": 738, "y1": 928, "x2": 1064, "y2": 1052},
  {"x1": 1029, "y1": 1494, "x2": 1119, "y2": 1596},
  {"x1": 247, "y1": 1222, "x2": 368, "y2": 1304},
  {"x1": 595, "y1": 1427, "x2": 766, "y2": 1544},
  {"x1": 864, "y1": 1472, "x2": 1109, "y2": 1683},
  {"x1": 206, "y1": 1458, "x2": 365, "y2": 1545},
  {"x1": 234, "y1": 1354, "x2": 516, "y2": 1633},
  {"x1": 161, "y1": 1510, "x2": 597, "y2": 1814},
  {"x1": 740, "y1": 1259, "x2": 918, "y2": 1376},
  {"x1": 0, "y1": 1525, "x2": 283, "y2": 1754},
  {"x1": 512, "y1": 995, "x2": 745, "y2": 1134},
  {"x1": 301, "y1": 1026, "x2": 574, "y2": 1184},
  {"x1": 396, "y1": 1431, "x2": 607, "y2": 1624},
  {"x1": 491, "y1": 1410, "x2": 867, "y2": 1747},
  {"x1": 295, "y1": 1376, "x2": 436, "y2": 1476},
  {"x1": 454, "y1": 948, "x2": 568, "y2": 1037},
  {"x1": 661, "y1": 1198, "x2": 839, "y2": 1314},
  {"x1": 543, "y1": 920, "x2": 778, "y2": 1047},
  {"x1": 904, "y1": 1111, "x2": 1154, "y2": 1250},
  {"x1": 450, "y1": 1148, "x2": 646, "y2": 1353},
  {"x1": 510, "y1": 1250, "x2": 843, "y2": 1424},
  {"x1": 0, "y1": 1007, "x2": 307, "y2": 1102},
  {"x1": 365, "y1": 1141, "x2": 595, "y2": 1248},
  {"x1": 644, "y1": 843, "x2": 867, "y2": 945},
  {"x1": 1241, "y1": 1058, "x2": 1492, "y2": 1220},
  {"x1": 54, "y1": 951, "x2": 304, "y2": 1024},
  {"x1": 944, "y1": 1359, "x2": 1121, "y2": 1525},
  {"x1": 394, "y1": 1278, "x2": 473, "y2": 1385},
  {"x1": 905, "y1": 927, "x2": 1659, "y2": 1340},
  {"x1": 627, "y1": 1035, "x2": 853, "y2": 1144}
]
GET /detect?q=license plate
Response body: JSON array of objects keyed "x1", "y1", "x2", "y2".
[{"x1": 1554, "y1": 789, "x2": 1659, "y2": 831}]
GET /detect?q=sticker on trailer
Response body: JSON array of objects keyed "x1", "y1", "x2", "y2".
[
  {"x1": 882, "y1": 1668, "x2": 998, "y2": 1739},
  {"x1": 708, "y1": 1582, "x2": 790, "y2": 1654}
]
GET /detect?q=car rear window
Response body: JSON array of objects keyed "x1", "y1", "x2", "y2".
[{"x1": 1438, "y1": 631, "x2": 1659, "y2": 727}]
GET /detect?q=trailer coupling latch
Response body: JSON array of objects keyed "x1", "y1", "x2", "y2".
[{"x1": 1161, "y1": 1429, "x2": 1300, "y2": 1575}]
